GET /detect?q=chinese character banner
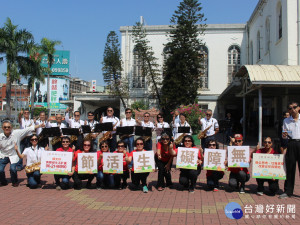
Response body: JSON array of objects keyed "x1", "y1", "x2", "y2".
[
  {"x1": 133, "y1": 151, "x2": 155, "y2": 173},
  {"x1": 227, "y1": 146, "x2": 250, "y2": 168},
  {"x1": 176, "y1": 147, "x2": 198, "y2": 170},
  {"x1": 252, "y1": 153, "x2": 286, "y2": 180},
  {"x1": 103, "y1": 153, "x2": 123, "y2": 174},
  {"x1": 78, "y1": 153, "x2": 98, "y2": 174},
  {"x1": 203, "y1": 149, "x2": 226, "y2": 171},
  {"x1": 40, "y1": 151, "x2": 73, "y2": 175}
]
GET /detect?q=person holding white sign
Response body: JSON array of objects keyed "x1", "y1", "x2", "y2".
[
  {"x1": 15, "y1": 134, "x2": 47, "y2": 189},
  {"x1": 251, "y1": 137, "x2": 279, "y2": 196},
  {"x1": 205, "y1": 139, "x2": 224, "y2": 192},
  {"x1": 155, "y1": 133, "x2": 176, "y2": 191},
  {"x1": 176, "y1": 135, "x2": 203, "y2": 193},
  {"x1": 126, "y1": 137, "x2": 150, "y2": 193},
  {"x1": 227, "y1": 134, "x2": 250, "y2": 194},
  {"x1": 96, "y1": 140, "x2": 115, "y2": 190},
  {"x1": 113, "y1": 140, "x2": 130, "y2": 189},
  {"x1": 72, "y1": 139, "x2": 95, "y2": 190},
  {"x1": 54, "y1": 136, "x2": 74, "y2": 190}
]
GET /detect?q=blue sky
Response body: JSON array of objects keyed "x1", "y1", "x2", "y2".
[{"x1": 0, "y1": 0, "x2": 258, "y2": 86}]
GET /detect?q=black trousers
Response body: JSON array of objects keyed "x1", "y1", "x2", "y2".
[
  {"x1": 179, "y1": 167, "x2": 201, "y2": 190},
  {"x1": 228, "y1": 171, "x2": 250, "y2": 189},
  {"x1": 256, "y1": 178, "x2": 279, "y2": 193},
  {"x1": 72, "y1": 172, "x2": 94, "y2": 190},
  {"x1": 284, "y1": 140, "x2": 300, "y2": 195},
  {"x1": 131, "y1": 171, "x2": 149, "y2": 187},
  {"x1": 114, "y1": 171, "x2": 129, "y2": 187},
  {"x1": 155, "y1": 156, "x2": 172, "y2": 188}
]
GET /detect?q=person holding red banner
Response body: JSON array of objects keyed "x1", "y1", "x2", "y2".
[
  {"x1": 55, "y1": 136, "x2": 74, "y2": 190},
  {"x1": 227, "y1": 134, "x2": 250, "y2": 194},
  {"x1": 72, "y1": 139, "x2": 95, "y2": 190},
  {"x1": 113, "y1": 140, "x2": 130, "y2": 189},
  {"x1": 155, "y1": 133, "x2": 176, "y2": 191},
  {"x1": 15, "y1": 134, "x2": 48, "y2": 189},
  {"x1": 177, "y1": 135, "x2": 202, "y2": 193},
  {"x1": 251, "y1": 137, "x2": 279, "y2": 196},
  {"x1": 96, "y1": 140, "x2": 115, "y2": 190},
  {"x1": 206, "y1": 139, "x2": 224, "y2": 192},
  {"x1": 126, "y1": 137, "x2": 150, "y2": 193}
]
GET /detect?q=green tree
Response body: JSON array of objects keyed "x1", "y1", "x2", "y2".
[
  {"x1": 40, "y1": 37, "x2": 61, "y2": 115},
  {"x1": 161, "y1": 0, "x2": 206, "y2": 116},
  {"x1": 132, "y1": 22, "x2": 162, "y2": 107},
  {"x1": 102, "y1": 31, "x2": 127, "y2": 109},
  {"x1": 0, "y1": 17, "x2": 34, "y2": 118}
]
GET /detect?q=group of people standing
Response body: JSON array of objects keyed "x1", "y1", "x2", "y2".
[{"x1": 0, "y1": 102, "x2": 299, "y2": 199}]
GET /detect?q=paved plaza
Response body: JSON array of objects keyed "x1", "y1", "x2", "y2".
[{"x1": 1, "y1": 155, "x2": 299, "y2": 225}]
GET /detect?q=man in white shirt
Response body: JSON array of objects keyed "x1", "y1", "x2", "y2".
[
  {"x1": 65, "y1": 107, "x2": 85, "y2": 149},
  {"x1": 136, "y1": 112, "x2": 155, "y2": 150},
  {"x1": 35, "y1": 111, "x2": 47, "y2": 136},
  {"x1": 119, "y1": 108, "x2": 136, "y2": 153},
  {"x1": 85, "y1": 111, "x2": 99, "y2": 152},
  {"x1": 17, "y1": 109, "x2": 34, "y2": 170},
  {"x1": 279, "y1": 102, "x2": 300, "y2": 199},
  {"x1": 101, "y1": 106, "x2": 120, "y2": 152},
  {"x1": 0, "y1": 120, "x2": 44, "y2": 186},
  {"x1": 199, "y1": 109, "x2": 219, "y2": 149},
  {"x1": 172, "y1": 110, "x2": 180, "y2": 137},
  {"x1": 47, "y1": 114, "x2": 67, "y2": 150}
]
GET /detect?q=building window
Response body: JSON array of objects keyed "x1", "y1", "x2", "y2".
[
  {"x1": 132, "y1": 45, "x2": 145, "y2": 88},
  {"x1": 199, "y1": 45, "x2": 208, "y2": 89},
  {"x1": 265, "y1": 18, "x2": 270, "y2": 53},
  {"x1": 199, "y1": 104, "x2": 208, "y2": 110},
  {"x1": 249, "y1": 41, "x2": 253, "y2": 64},
  {"x1": 257, "y1": 31, "x2": 261, "y2": 61},
  {"x1": 227, "y1": 45, "x2": 241, "y2": 84},
  {"x1": 277, "y1": 2, "x2": 282, "y2": 40}
]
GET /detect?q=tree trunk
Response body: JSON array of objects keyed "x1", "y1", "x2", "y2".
[
  {"x1": 5, "y1": 67, "x2": 11, "y2": 119},
  {"x1": 47, "y1": 66, "x2": 51, "y2": 116}
]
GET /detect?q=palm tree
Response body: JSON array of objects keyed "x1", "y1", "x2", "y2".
[
  {"x1": 40, "y1": 38, "x2": 61, "y2": 115},
  {"x1": 0, "y1": 17, "x2": 33, "y2": 118}
]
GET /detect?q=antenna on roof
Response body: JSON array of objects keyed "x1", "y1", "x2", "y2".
[{"x1": 140, "y1": 16, "x2": 146, "y2": 25}]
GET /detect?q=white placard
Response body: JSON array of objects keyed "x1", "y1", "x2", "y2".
[
  {"x1": 252, "y1": 153, "x2": 286, "y2": 180},
  {"x1": 133, "y1": 151, "x2": 155, "y2": 173},
  {"x1": 176, "y1": 147, "x2": 198, "y2": 170},
  {"x1": 203, "y1": 149, "x2": 226, "y2": 171},
  {"x1": 103, "y1": 152, "x2": 123, "y2": 174},
  {"x1": 40, "y1": 151, "x2": 73, "y2": 175},
  {"x1": 227, "y1": 146, "x2": 250, "y2": 168},
  {"x1": 78, "y1": 153, "x2": 98, "y2": 174}
]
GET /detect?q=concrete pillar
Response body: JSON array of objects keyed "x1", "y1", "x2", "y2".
[{"x1": 258, "y1": 88, "x2": 263, "y2": 146}]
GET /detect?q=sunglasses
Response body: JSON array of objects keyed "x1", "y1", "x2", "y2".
[
  {"x1": 125, "y1": 112, "x2": 132, "y2": 114},
  {"x1": 107, "y1": 110, "x2": 113, "y2": 112},
  {"x1": 3, "y1": 126, "x2": 11, "y2": 129},
  {"x1": 118, "y1": 145, "x2": 125, "y2": 148},
  {"x1": 235, "y1": 140, "x2": 242, "y2": 143},
  {"x1": 144, "y1": 115, "x2": 149, "y2": 117},
  {"x1": 74, "y1": 114, "x2": 80, "y2": 117},
  {"x1": 101, "y1": 145, "x2": 108, "y2": 148},
  {"x1": 31, "y1": 138, "x2": 38, "y2": 141},
  {"x1": 88, "y1": 114, "x2": 94, "y2": 116},
  {"x1": 157, "y1": 116, "x2": 162, "y2": 118},
  {"x1": 208, "y1": 143, "x2": 216, "y2": 147},
  {"x1": 288, "y1": 105, "x2": 298, "y2": 110},
  {"x1": 62, "y1": 141, "x2": 70, "y2": 143},
  {"x1": 83, "y1": 144, "x2": 91, "y2": 147},
  {"x1": 184, "y1": 140, "x2": 192, "y2": 142},
  {"x1": 206, "y1": 114, "x2": 212, "y2": 116},
  {"x1": 264, "y1": 141, "x2": 272, "y2": 144},
  {"x1": 162, "y1": 138, "x2": 170, "y2": 141},
  {"x1": 24, "y1": 112, "x2": 29, "y2": 114},
  {"x1": 136, "y1": 143, "x2": 144, "y2": 146}
]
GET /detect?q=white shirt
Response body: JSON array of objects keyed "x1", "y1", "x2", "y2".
[
  {"x1": 156, "y1": 122, "x2": 170, "y2": 140},
  {"x1": 0, "y1": 126, "x2": 35, "y2": 163},
  {"x1": 35, "y1": 120, "x2": 47, "y2": 136},
  {"x1": 120, "y1": 118, "x2": 136, "y2": 136},
  {"x1": 200, "y1": 117, "x2": 219, "y2": 137},
  {"x1": 65, "y1": 112, "x2": 85, "y2": 129},
  {"x1": 102, "y1": 116, "x2": 120, "y2": 135},
  {"x1": 23, "y1": 146, "x2": 45, "y2": 166},
  {"x1": 87, "y1": 120, "x2": 99, "y2": 131},
  {"x1": 141, "y1": 121, "x2": 155, "y2": 129},
  {"x1": 175, "y1": 121, "x2": 192, "y2": 139},
  {"x1": 20, "y1": 118, "x2": 34, "y2": 136},
  {"x1": 283, "y1": 115, "x2": 300, "y2": 139}
]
